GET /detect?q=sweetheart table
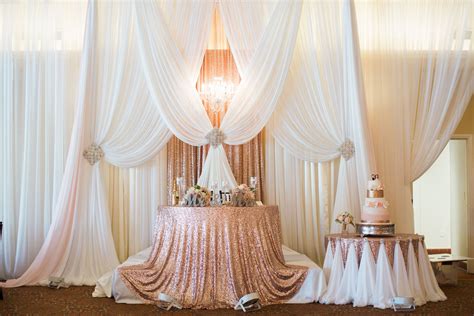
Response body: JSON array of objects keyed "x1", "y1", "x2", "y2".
[
  {"x1": 110, "y1": 205, "x2": 322, "y2": 309},
  {"x1": 321, "y1": 233, "x2": 447, "y2": 309}
]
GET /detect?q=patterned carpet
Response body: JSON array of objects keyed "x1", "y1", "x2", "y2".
[{"x1": 1, "y1": 277, "x2": 474, "y2": 315}]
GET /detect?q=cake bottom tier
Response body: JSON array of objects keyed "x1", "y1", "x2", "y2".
[{"x1": 361, "y1": 206, "x2": 390, "y2": 223}]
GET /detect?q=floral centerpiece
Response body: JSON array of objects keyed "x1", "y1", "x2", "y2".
[
  {"x1": 231, "y1": 184, "x2": 256, "y2": 207},
  {"x1": 182, "y1": 185, "x2": 211, "y2": 207},
  {"x1": 335, "y1": 211, "x2": 354, "y2": 233}
]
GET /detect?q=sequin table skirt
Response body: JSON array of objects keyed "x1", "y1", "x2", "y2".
[
  {"x1": 320, "y1": 233, "x2": 446, "y2": 309},
  {"x1": 117, "y1": 206, "x2": 308, "y2": 309}
]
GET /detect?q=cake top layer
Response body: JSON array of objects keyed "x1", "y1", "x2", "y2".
[{"x1": 368, "y1": 174, "x2": 383, "y2": 191}]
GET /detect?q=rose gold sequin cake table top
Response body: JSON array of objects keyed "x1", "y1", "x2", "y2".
[
  {"x1": 118, "y1": 206, "x2": 308, "y2": 309},
  {"x1": 325, "y1": 233, "x2": 424, "y2": 267}
]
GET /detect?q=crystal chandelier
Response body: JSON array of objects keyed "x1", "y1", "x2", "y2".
[{"x1": 200, "y1": 77, "x2": 235, "y2": 114}]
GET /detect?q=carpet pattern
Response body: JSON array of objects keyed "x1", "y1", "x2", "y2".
[{"x1": 1, "y1": 278, "x2": 474, "y2": 315}]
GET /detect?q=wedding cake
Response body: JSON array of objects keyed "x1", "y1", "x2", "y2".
[{"x1": 356, "y1": 174, "x2": 395, "y2": 236}]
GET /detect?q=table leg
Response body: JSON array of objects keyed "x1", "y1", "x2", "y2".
[
  {"x1": 451, "y1": 262, "x2": 460, "y2": 285},
  {"x1": 432, "y1": 262, "x2": 460, "y2": 285}
]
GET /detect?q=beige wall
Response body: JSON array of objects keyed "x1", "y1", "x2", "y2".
[
  {"x1": 454, "y1": 96, "x2": 474, "y2": 269},
  {"x1": 413, "y1": 144, "x2": 452, "y2": 249},
  {"x1": 455, "y1": 97, "x2": 474, "y2": 135}
]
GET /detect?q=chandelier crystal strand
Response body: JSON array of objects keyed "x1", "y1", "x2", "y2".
[{"x1": 200, "y1": 77, "x2": 235, "y2": 114}]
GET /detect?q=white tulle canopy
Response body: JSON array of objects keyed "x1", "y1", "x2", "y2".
[{"x1": 135, "y1": 0, "x2": 303, "y2": 190}]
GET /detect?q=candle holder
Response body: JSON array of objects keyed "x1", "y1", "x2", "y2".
[{"x1": 176, "y1": 177, "x2": 185, "y2": 204}]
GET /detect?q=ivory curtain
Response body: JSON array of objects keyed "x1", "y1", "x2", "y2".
[
  {"x1": 2, "y1": 0, "x2": 301, "y2": 286},
  {"x1": 1, "y1": 0, "x2": 471, "y2": 287},
  {"x1": 357, "y1": 0, "x2": 473, "y2": 232},
  {"x1": 103, "y1": 151, "x2": 168, "y2": 262},
  {"x1": 0, "y1": 0, "x2": 85, "y2": 279},
  {"x1": 134, "y1": 0, "x2": 302, "y2": 190},
  {"x1": 265, "y1": 126, "x2": 339, "y2": 264},
  {"x1": 2, "y1": 0, "x2": 173, "y2": 286},
  {"x1": 0, "y1": 0, "x2": 170, "y2": 278},
  {"x1": 272, "y1": 0, "x2": 374, "y2": 228}
]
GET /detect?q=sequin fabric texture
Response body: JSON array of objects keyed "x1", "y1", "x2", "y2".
[
  {"x1": 118, "y1": 206, "x2": 308, "y2": 309},
  {"x1": 325, "y1": 233, "x2": 424, "y2": 267}
]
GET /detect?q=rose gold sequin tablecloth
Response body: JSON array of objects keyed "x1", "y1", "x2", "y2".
[
  {"x1": 325, "y1": 233, "x2": 423, "y2": 266},
  {"x1": 118, "y1": 206, "x2": 308, "y2": 309}
]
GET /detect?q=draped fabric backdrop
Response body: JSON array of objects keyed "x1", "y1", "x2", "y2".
[
  {"x1": 0, "y1": 0, "x2": 86, "y2": 279},
  {"x1": 135, "y1": 0, "x2": 302, "y2": 190},
  {"x1": 271, "y1": 0, "x2": 375, "y2": 233},
  {"x1": 357, "y1": 0, "x2": 473, "y2": 232},
  {"x1": 0, "y1": 0, "x2": 471, "y2": 286},
  {"x1": 265, "y1": 128, "x2": 339, "y2": 264},
  {"x1": 103, "y1": 151, "x2": 168, "y2": 262},
  {"x1": 1, "y1": 0, "x2": 175, "y2": 286},
  {"x1": 167, "y1": 11, "x2": 265, "y2": 203}
]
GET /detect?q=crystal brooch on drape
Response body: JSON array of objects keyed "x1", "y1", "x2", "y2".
[
  {"x1": 206, "y1": 128, "x2": 226, "y2": 147},
  {"x1": 339, "y1": 139, "x2": 355, "y2": 160},
  {"x1": 83, "y1": 143, "x2": 104, "y2": 165}
]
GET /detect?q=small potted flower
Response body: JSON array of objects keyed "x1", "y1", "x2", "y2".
[{"x1": 335, "y1": 211, "x2": 354, "y2": 233}]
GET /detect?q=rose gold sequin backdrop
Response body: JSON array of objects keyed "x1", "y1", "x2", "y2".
[{"x1": 167, "y1": 47, "x2": 265, "y2": 203}]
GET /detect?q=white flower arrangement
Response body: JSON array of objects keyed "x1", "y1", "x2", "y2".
[
  {"x1": 231, "y1": 184, "x2": 256, "y2": 207},
  {"x1": 335, "y1": 211, "x2": 355, "y2": 227},
  {"x1": 182, "y1": 185, "x2": 211, "y2": 207}
]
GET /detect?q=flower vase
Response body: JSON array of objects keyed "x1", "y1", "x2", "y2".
[{"x1": 341, "y1": 223, "x2": 348, "y2": 234}]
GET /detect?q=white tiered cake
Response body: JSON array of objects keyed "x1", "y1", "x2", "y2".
[{"x1": 356, "y1": 174, "x2": 395, "y2": 236}]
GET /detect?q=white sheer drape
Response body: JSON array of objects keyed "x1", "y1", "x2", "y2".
[
  {"x1": 133, "y1": 0, "x2": 302, "y2": 189},
  {"x1": 265, "y1": 124, "x2": 338, "y2": 264},
  {"x1": 133, "y1": 0, "x2": 214, "y2": 146},
  {"x1": 2, "y1": 0, "x2": 471, "y2": 288},
  {"x1": 272, "y1": 0, "x2": 374, "y2": 226},
  {"x1": 58, "y1": 1, "x2": 171, "y2": 285},
  {"x1": 2, "y1": 0, "x2": 171, "y2": 286},
  {"x1": 104, "y1": 151, "x2": 168, "y2": 262},
  {"x1": 357, "y1": 0, "x2": 473, "y2": 232},
  {"x1": 0, "y1": 0, "x2": 85, "y2": 279},
  {"x1": 218, "y1": 0, "x2": 302, "y2": 144}
]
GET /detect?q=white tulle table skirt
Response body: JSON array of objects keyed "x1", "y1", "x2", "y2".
[
  {"x1": 93, "y1": 245, "x2": 326, "y2": 305},
  {"x1": 321, "y1": 233, "x2": 446, "y2": 309}
]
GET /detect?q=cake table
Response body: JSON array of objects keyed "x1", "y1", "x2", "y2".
[{"x1": 320, "y1": 233, "x2": 446, "y2": 309}]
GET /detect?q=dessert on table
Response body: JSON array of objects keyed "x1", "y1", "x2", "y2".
[{"x1": 356, "y1": 174, "x2": 395, "y2": 236}]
